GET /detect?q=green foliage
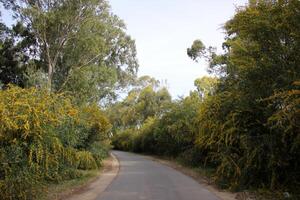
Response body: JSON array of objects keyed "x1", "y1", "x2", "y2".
[
  {"x1": 194, "y1": 76, "x2": 219, "y2": 99},
  {"x1": 187, "y1": 40, "x2": 206, "y2": 61},
  {"x1": 1, "y1": 0, "x2": 138, "y2": 104},
  {"x1": 190, "y1": 0, "x2": 300, "y2": 192},
  {"x1": 107, "y1": 76, "x2": 172, "y2": 130},
  {"x1": 112, "y1": 128, "x2": 136, "y2": 151},
  {"x1": 0, "y1": 22, "x2": 37, "y2": 88},
  {"x1": 111, "y1": 92, "x2": 202, "y2": 157}
]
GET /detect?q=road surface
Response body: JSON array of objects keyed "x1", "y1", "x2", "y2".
[{"x1": 97, "y1": 151, "x2": 220, "y2": 200}]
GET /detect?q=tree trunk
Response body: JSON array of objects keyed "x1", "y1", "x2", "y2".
[{"x1": 47, "y1": 62, "x2": 53, "y2": 91}]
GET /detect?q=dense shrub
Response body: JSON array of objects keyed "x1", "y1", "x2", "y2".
[
  {"x1": 0, "y1": 86, "x2": 111, "y2": 199},
  {"x1": 112, "y1": 128, "x2": 136, "y2": 151},
  {"x1": 112, "y1": 95, "x2": 201, "y2": 158}
]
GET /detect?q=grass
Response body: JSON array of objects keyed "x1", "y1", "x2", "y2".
[
  {"x1": 41, "y1": 169, "x2": 101, "y2": 200},
  {"x1": 39, "y1": 152, "x2": 112, "y2": 200}
]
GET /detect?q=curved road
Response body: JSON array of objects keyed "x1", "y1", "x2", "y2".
[{"x1": 97, "y1": 151, "x2": 220, "y2": 200}]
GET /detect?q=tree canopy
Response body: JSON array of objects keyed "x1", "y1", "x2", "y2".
[{"x1": 1, "y1": 0, "x2": 138, "y2": 104}]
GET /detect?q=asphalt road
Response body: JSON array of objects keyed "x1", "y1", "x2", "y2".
[{"x1": 97, "y1": 151, "x2": 220, "y2": 200}]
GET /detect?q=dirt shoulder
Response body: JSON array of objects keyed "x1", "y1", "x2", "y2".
[{"x1": 48, "y1": 152, "x2": 119, "y2": 200}]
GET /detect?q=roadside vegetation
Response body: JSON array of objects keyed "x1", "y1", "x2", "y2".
[
  {"x1": 110, "y1": 1, "x2": 300, "y2": 199},
  {"x1": 0, "y1": 0, "x2": 138, "y2": 199},
  {"x1": 0, "y1": 86, "x2": 112, "y2": 199},
  {"x1": 0, "y1": 0, "x2": 299, "y2": 199}
]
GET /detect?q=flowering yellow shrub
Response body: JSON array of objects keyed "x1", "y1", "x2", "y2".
[
  {"x1": 0, "y1": 86, "x2": 111, "y2": 200},
  {"x1": 0, "y1": 85, "x2": 76, "y2": 142}
]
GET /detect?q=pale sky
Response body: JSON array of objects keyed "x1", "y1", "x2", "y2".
[
  {"x1": 1, "y1": 0, "x2": 249, "y2": 98},
  {"x1": 109, "y1": 0, "x2": 248, "y2": 98}
]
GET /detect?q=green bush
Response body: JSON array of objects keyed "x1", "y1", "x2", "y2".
[{"x1": 112, "y1": 128, "x2": 136, "y2": 151}]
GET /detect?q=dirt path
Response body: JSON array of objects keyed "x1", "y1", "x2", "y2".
[{"x1": 62, "y1": 152, "x2": 119, "y2": 200}]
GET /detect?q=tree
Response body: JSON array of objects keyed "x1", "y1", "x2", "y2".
[
  {"x1": 194, "y1": 76, "x2": 219, "y2": 99},
  {"x1": 2, "y1": 0, "x2": 138, "y2": 104},
  {"x1": 107, "y1": 76, "x2": 171, "y2": 131},
  {"x1": 0, "y1": 20, "x2": 37, "y2": 88},
  {"x1": 188, "y1": 0, "x2": 300, "y2": 191},
  {"x1": 187, "y1": 39, "x2": 206, "y2": 62}
]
